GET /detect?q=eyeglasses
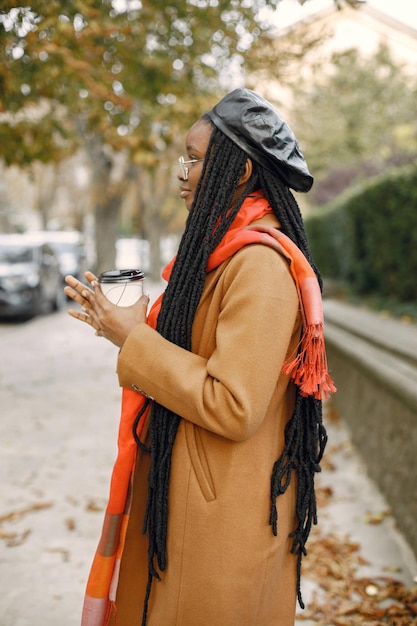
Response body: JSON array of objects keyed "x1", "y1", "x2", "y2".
[{"x1": 178, "y1": 156, "x2": 204, "y2": 181}]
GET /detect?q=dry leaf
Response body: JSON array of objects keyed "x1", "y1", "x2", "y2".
[
  {"x1": 0, "y1": 502, "x2": 53, "y2": 524},
  {"x1": 0, "y1": 529, "x2": 18, "y2": 540},
  {"x1": 5, "y1": 529, "x2": 31, "y2": 547},
  {"x1": 316, "y1": 485, "x2": 334, "y2": 507},
  {"x1": 85, "y1": 498, "x2": 105, "y2": 512},
  {"x1": 46, "y1": 547, "x2": 70, "y2": 562},
  {"x1": 363, "y1": 509, "x2": 391, "y2": 525}
]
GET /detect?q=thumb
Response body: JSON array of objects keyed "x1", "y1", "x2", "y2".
[
  {"x1": 136, "y1": 293, "x2": 150, "y2": 307},
  {"x1": 126, "y1": 292, "x2": 150, "y2": 310},
  {"x1": 130, "y1": 293, "x2": 150, "y2": 323}
]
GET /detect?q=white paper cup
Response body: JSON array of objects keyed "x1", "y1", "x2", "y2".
[{"x1": 98, "y1": 269, "x2": 145, "y2": 306}]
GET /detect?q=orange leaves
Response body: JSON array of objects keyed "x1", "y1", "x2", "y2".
[
  {"x1": 297, "y1": 509, "x2": 417, "y2": 625},
  {"x1": 297, "y1": 401, "x2": 417, "y2": 625},
  {"x1": 299, "y1": 530, "x2": 417, "y2": 625}
]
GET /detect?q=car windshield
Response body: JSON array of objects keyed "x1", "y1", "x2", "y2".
[{"x1": 0, "y1": 245, "x2": 34, "y2": 263}]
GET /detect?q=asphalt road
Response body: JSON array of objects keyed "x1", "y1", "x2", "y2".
[{"x1": 1, "y1": 289, "x2": 416, "y2": 626}]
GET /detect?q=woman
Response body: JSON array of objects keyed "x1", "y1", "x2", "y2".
[{"x1": 65, "y1": 88, "x2": 335, "y2": 626}]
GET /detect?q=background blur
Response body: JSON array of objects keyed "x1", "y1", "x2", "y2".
[{"x1": 1, "y1": 0, "x2": 416, "y2": 287}]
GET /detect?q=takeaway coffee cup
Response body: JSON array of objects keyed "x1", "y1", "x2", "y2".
[{"x1": 98, "y1": 269, "x2": 145, "y2": 306}]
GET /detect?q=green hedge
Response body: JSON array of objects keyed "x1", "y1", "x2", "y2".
[{"x1": 305, "y1": 162, "x2": 417, "y2": 303}]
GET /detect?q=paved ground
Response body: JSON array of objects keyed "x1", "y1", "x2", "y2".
[
  {"x1": 296, "y1": 401, "x2": 417, "y2": 624},
  {"x1": 0, "y1": 283, "x2": 416, "y2": 626}
]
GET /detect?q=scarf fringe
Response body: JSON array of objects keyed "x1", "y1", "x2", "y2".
[
  {"x1": 104, "y1": 600, "x2": 117, "y2": 626},
  {"x1": 283, "y1": 323, "x2": 337, "y2": 400}
]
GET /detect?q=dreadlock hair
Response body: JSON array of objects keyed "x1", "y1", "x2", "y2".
[
  {"x1": 246, "y1": 155, "x2": 327, "y2": 610},
  {"x1": 138, "y1": 115, "x2": 327, "y2": 624}
]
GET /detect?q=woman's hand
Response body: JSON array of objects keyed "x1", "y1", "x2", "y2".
[{"x1": 64, "y1": 271, "x2": 149, "y2": 348}]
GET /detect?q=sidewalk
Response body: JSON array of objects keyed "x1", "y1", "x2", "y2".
[
  {"x1": 296, "y1": 400, "x2": 417, "y2": 625},
  {"x1": 1, "y1": 281, "x2": 416, "y2": 625}
]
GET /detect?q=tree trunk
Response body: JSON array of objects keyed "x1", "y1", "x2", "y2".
[
  {"x1": 84, "y1": 135, "x2": 124, "y2": 274},
  {"x1": 94, "y1": 192, "x2": 122, "y2": 274},
  {"x1": 136, "y1": 165, "x2": 181, "y2": 281}
]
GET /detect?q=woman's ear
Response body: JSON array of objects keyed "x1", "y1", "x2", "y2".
[{"x1": 240, "y1": 158, "x2": 253, "y2": 185}]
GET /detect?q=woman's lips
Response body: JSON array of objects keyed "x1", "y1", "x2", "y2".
[{"x1": 180, "y1": 187, "x2": 191, "y2": 199}]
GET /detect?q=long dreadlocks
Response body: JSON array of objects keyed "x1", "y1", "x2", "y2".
[
  {"x1": 253, "y1": 164, "x2": 327, "y2": 608},
  {"x1": 138, "y1": 116, "x2": 327, "y2": 624}
]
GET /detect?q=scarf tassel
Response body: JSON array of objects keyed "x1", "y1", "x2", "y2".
[
  {"x1": 103, "y1": 599, "x2": 117, "y2": 626},
  {"x1": 246, "y1": 224, "x2": 336, "y2": 401},
  {"x1": 282, "y1": 323, "x2": 337, "y2": 400}
]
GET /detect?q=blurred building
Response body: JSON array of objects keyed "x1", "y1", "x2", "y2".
[{"x1": 256, "y1": 0, "x2": 417, "y2": 106}]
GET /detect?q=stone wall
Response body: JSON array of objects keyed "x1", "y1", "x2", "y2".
[{"x1": 323, "y1": 300, "x2": 417, "y2": 557}]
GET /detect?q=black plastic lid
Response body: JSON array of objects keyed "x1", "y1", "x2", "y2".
[{"x1": 98, "y1": 269, "x2": 145, "y2": 283}]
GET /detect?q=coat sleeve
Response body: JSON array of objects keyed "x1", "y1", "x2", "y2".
[{"x1": 117, "y1": 245, "x2": 300, "y2": 441}]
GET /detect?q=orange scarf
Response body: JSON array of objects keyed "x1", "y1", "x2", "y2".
[
  {"x1": 81, "y1": 192, "x2": 335, "y2": 625},
  {"x1": 208, "y1": 222, "x2": 336, "y2": 399}
]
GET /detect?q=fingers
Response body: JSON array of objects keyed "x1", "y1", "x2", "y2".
[
  {"x1": 65, "y1": 272, "x2": 150, "y2": 345},
  {"x1": 64, "y1": 272, "x2": 98, "y2": 296},
  {"x1": 64, "y1": 273, "x2": 102, "y2": 330},
  {"x1": 85, "y1": 270, "x2": 98, "y2": 284},
  {"x1": 64, "y1": 274, "x2": 103, "y2": 311},
  {"x1": 64, "y1": 275, "x2": 93, "y2": 304},
  {"x1": 88, "y1": 278, "x2": 107, "y2": 304},
  {"x1": 67, "y1": 308, "x2": 100, "y2": 331},
  {"x1": 64, "y1": 284, "x2": 83, "y2": 306},
  {"x1": 65, "y1": 274, "x2": 92, "y2": 292}
]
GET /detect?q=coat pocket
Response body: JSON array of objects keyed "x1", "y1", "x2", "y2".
[{"x1": 184, "y1": 422, "x2": 216, "y2": 502}]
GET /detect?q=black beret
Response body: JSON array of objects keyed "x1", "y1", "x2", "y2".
[{"x1": 207, "y1": 88, "x2": 313, "y2": 193}]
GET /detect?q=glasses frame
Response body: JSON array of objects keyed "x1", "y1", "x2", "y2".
[{"x1": 178, "y1": 156, "x2": 204, "y2": 181}]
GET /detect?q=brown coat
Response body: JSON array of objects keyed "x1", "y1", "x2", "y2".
[{"x1": 114, "y1": 217, "x2": 302, "y2": 626}]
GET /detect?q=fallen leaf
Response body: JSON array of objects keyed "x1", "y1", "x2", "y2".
[
  {"x1": 0, "y1": 502, "x2": 53, "y2": 524},
  {"x1": 0, "y1": 528, "x2": 18, "y2": 540},
  {"x1": 46, "y1": 547, "x2": 70, "y2": 562},
  {"x1": 316, "y1": 485, "x2": 334, "y2": 507},
  {"x1": 85, "y1": 498, "x2": 105, "y2": 512},
  {"x1": 363, "y1": 509, "x2": 391, "y2": 525},
  {"x1": 5, "y1": 529, "x2": 31, "y2": 547}
]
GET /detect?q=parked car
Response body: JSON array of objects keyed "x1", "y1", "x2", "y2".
[
  {"x1": 0, "y1": 234, "x2": 63, "y2": 319},
  {"x1": 28, "y1": 230, "x2": 87, "y2": 281}
]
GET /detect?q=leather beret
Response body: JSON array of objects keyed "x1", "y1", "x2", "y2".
[{"x1": 207, "y1": 88, "x2": 313, "y2": 192}]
